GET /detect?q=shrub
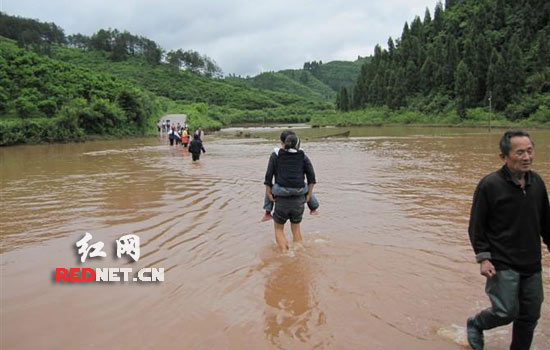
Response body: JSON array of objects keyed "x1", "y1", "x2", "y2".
[
  {"x1": 14, "y1": 96, "x2": 41, "y2": 118},
  {"x1": 528, "y1": 106, "x2": 550, "y2": 124}
]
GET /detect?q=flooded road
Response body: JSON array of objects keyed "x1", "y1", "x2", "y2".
[{"x1": 1, "y1": 126, "x2": 549, "y2": 349}]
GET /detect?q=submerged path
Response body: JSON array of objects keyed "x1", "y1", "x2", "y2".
[{"x1": 160, "y1": 113, "x2": 187, "y2": 126}]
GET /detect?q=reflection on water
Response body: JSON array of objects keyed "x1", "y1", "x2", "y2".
[
  {"x1": 261, "y1": 246, "x2": 326, "y2": 348},
  {"x1": 1, "y1": 127, "x2": 549, "y2": 349}
]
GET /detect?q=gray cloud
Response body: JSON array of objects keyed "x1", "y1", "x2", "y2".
[{"x1": 2, "y1": 0, "x2": 439, "y2": 76}]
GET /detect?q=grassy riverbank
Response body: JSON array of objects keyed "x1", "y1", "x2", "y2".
[{"x1": 309, "y1": 106, "x2": 550, "y2": 128}]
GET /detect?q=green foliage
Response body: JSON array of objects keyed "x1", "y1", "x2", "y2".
[
  {"x1": 49, "y1": 44, "x2": 322, "y2": 113},
  {"x1": 350, "y1": 0, "x2": 550, "y2": 121},
  {"x1": 0, "y1": 12, "x2": 66, "y2": 49},
  {"x1": 226, "y1": 59, "x2": 366, "y2": 103},
  {"x1": 166, "y1": 49, "x2": 222, "y2": 77},
  {"x1": 455, "y1": 60, "x2": 476, "y2": 119},
  {"x1": 237, "y1": 71, "x2": 330, "y2": 102},
  {"x1": 528, "y1": 106, "x2": 550, "y2": 124},
  {"x1": 505, "y1": 94, "x2": 550, "y2": 121},
  {"x1": 70, "y1": 28, "x2": 162, "y2": 65},
  {"x1": 309, "y1": 106, "x2": 520, "y2": 127},
  {"x1": 304, "y1": 59, "x2": 368, "y2": 92},
  {"x1": 0, "y1": 37, "x2": 165, "y2": 145},
  {"x1": 0, "y1": 115, "x2": 86, "y2": 146},
  {"x1": 336, "y1": 86, "x2": 350, "y2": 111}
]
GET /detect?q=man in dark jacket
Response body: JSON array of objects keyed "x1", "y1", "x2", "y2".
[
  {"x1": 466, "y1": 130, "x2": 550, "y2": 350},
  {"x1": 188, "y1": 133, "x2": 206, "y2": 161}
]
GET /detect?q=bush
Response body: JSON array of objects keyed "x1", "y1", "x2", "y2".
[
  {"x1": 528, "y1": 106, "x2": 550, "y2": 124},
  {"x1": 14, "y1": 96, "x2": 41, "y2": 118},
  {"x1": 116, "y1": 87, "x2": 146, "y2": 127},
  {"x1": 37, "y1": 98, "x2": 57, "y2": 117}
]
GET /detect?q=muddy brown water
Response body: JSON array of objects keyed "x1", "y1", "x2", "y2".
[{"x1": 1, "y1": 126, "x2": 549, "y2": 349}]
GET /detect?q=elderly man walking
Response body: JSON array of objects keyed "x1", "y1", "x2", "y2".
[{"x1": 466, "y1": 130, "x2": 550, "y2": 349}]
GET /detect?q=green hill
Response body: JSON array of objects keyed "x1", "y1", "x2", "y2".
[
  {"x1": 230, "y1": 71, "x2": 332, "y2": 102},
  {"x1": 0, "y1": 37, "x2": 166, "y2": 145},
  {"x1": 49, "y1": 44, "x2": 332, "y2": 126},
  {"x1": 304, "y1": 59, "x2": 368, "y2": 92},
  {"x1": 50, "y1": 46, "x2": 305, "y2": 109},
  {"x1": 278, "y1": 69, "x2": 336, "y2": 100},
  {"x1": 227, "y1": 58, "x2": 367, "y2": 102}
]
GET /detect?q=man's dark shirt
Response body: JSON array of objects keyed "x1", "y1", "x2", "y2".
[
  {"x1": 468, "y1": 165, "x2": 550, "y2": 274},
  {"x1": 188, "y1": 139, "x2": 205, "y2": 155}
]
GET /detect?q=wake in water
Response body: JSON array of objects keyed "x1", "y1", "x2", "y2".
[{"x1": 437, "y1": 324, "x2": 510, "y2": 347}]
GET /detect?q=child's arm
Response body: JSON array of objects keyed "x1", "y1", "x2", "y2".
[
  {"x1": 265, "y1": 185, "x2": 274, "y2": 202},
  {"x1": 305, "y1": 183, "x2": 315, "y2": 202},
  {"x1": 304, "y1": 155, "x2": 316, "y2": 202},
  {"x1": 263, "y1": 153, "x2": 277, "y2": 187}
]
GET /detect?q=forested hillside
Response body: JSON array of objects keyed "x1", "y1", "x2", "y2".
[
  {"x1": 303, "y1": 59, "x2": 367, "y2": 92},
  {"x1": 0, "y1": 37, "x2": 166, "y2": 145},
  {"x1": 226, "y1": 71, "x2": 334, "y2": 102},
  {"x1": 344, "y1": 0, "x2": 550, "y2": 122},
  {"x1": 228, "y1": 59, "x2": 367, "y2": 102},
  {"x1": 0, "y1": 12, "x2": 331, "y2": 145}
]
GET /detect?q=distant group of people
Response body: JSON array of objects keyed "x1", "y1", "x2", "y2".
[
  {"x1": 158, "y1": 120, "x2": 172, "y2": 133},
  {"x1": 158, "y1": 120, "x2": 206, "y2": 161}
]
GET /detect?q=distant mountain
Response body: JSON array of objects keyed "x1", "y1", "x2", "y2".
[
  {"x1": 303, "y1": 59, "x2": 368, "y2": 92},
  {"x1": 227, "y1": 58, "x2": 367, "y2": 102}
]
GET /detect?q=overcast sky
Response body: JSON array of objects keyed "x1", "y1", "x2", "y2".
[{"x1": 2, "y1": 0, "x2": 439, "y2": 77}]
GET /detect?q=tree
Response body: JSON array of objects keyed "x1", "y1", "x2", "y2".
[
  {"x1": 505, "y1": 35, "x2": 525, "y2": 97},
  {"x1": 433, "y1": 1, "x2": 444, "y2": 34},
  {"x1": 423, "y1": 7, "x2": 432, "y2": 25},
  {"x1": 444, "y1": 36, "x2": 459, "y2": 91},
  {"x1": 338, "y1": 86, "x2": 350, "y2": 111},
  {"x1": 67, "y1": 34, "x2": 90, "y2": 49},
  {"x1": 90, "y1": 29, "x2": 112, "y2": 52},
  {"x1": 204, "y1": 57, "x2": 223, "y2": 78},
  {"x1": 486, "y1": 49, "x2": 507, "y2": 110},
  {"x1": 405, "y1": 59, "x2": 419, "y2": 93},
  {"x1": 143, "y1": 40, "x2": 162, "y2": 65},
  {"x1": 299, "y1": 71, "x2": 309, "y2": 84},
  {"x1": 387, "y1": 37, "x2": 395, "y2": 61},
  {"x1": 455, "y1": 60, "x2": 476, "y2": 119},
  {"x1": 420, "y1": 56, "x2": 437, "y2": 92},
  {"x1": 167, "y1": 49, "x2": 182, "y2": 69},
  {"x1": 111, "y1": 34, "x2": 128, "y2": 61},
  {"x1": 445, "y1": 0, "x2": 457, "y2": 10},
  {"x1": 410, "y1": 16, "x2": 424, "y2": 42}
]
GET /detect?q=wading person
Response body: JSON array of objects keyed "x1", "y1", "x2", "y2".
[
  {"x1": 181, "y1": 127, "x2": 190, "y2": 148},
  {"x1": 264, "y1": 133, "x2": 317, "y2": 251},
  {"x1": 466, "y1": 130, "x2": 550, "y2": 350},
  {"x1": 261, "y1": 130, "x2": 319, "y2": 222},
  {"x1": 188, "y1": 132, "x2": 206, "y2": 161}
]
